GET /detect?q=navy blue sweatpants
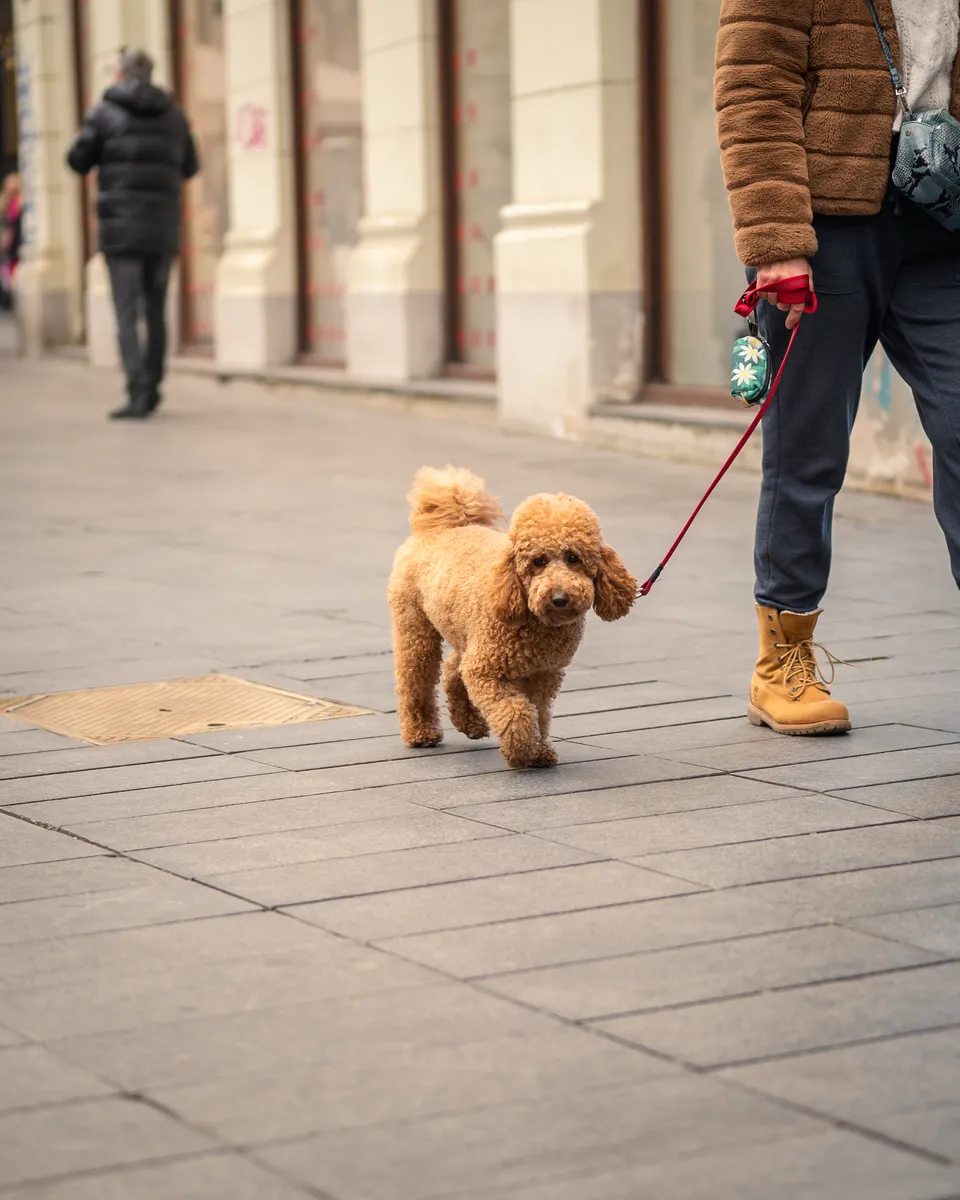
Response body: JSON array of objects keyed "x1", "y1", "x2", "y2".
[{"x1": 754, "y1": 195, "x2": 960, "y2": 612}]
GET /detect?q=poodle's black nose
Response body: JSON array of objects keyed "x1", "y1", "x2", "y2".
[{"x1": 551, "y1": 592, "x2": 569, "y2": 609}]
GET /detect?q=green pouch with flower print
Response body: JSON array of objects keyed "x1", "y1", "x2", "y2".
[{"x1": 730, "y1": 328, "x2": 773, "y2": 407}]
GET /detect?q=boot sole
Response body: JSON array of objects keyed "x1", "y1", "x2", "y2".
[{"x1": 748, "y1": 704, "x2": 851, "y2": 736}]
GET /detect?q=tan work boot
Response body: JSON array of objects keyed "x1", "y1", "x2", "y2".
[{"x1": 748, "y1": 606, "x2": 851, "y2": 735}]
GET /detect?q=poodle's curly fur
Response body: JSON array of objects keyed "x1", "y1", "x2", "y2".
[{"x1": 388, "y1": 466, "x2": 637, "y2": 769}]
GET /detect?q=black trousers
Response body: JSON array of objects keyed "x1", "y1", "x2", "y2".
[
  {"x1": 754, "y1": 197, "x2": 960, "y2": 612},
  {"x1": 105, "y1": 255, "x2": 172, "y2": 399}
]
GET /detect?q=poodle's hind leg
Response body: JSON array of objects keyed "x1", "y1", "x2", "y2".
[
  {"x1": 443, "y1": 653, "x2": 490, "y2": 741},
  {"x1": 392, "y1": 602, "x2": 444, "y2": 748},
  {"x1": 522, "y1": 671, "x2": 565, "y2": 767}
]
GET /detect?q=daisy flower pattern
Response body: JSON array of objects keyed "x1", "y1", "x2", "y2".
[
  {"x1": 737, "y1": 337, "x2": 763, "y2": 364},
  {"x1": 732, "y1": 362, "x2": 757, "y2": 388}
]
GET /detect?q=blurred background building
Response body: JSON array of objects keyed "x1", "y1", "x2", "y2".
[{"x1": 0, "y1": 0, "x2": 934, "y2": 496}]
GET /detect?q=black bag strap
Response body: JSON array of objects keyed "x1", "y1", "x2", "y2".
[{"x1": 865, "y1": 0, "x2": 912, "y2": 120}]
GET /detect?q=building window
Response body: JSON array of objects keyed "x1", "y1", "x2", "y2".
[
  {"x1": 175, "y1": 0, "x2": 228, "y2": 348},
  {"x1": 439, "y1": 0, "x2": 511, "y2": 375},
  {"x1": 292, "y1": 0, "x2": 364, "y2": 363}
]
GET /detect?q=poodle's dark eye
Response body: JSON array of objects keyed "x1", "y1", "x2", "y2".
[
  {"x1": 565, "y1": 552, "x2": 581, "y2": 566},
  {"x1": 532, "y1": 555, "x2": 549, "y2": 569}
]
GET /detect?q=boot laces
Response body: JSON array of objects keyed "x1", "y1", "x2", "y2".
[{"x1": 776, "y1": 639, "x2": 850, "y2": 696}]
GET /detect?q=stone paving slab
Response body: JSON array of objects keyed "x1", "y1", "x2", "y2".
[
  {"x1": 0, "y1": 739, "x2": 215, "y2": 780},
  {"x1": 849, "y1": 903, "x2": 960, "y2": 956},
  {"x1": 59, "y1": 789, "x2": 424, "y2": 851},
  {"x1": 722, "y1": 857, "x2": 960, "y2": 922},
  {"x1": 206, "y1": 833, "x2": 600, "y2": 907},
  {"x1": 0, "y1": 1154, "x2": 315, "y2": 1200},
  {"x1": 830, "y1": 776, "x2": 960, "y2": 818},
  {"x1": 596, "y1": 961, "x2": 960, "y2": 1068},
  {"x1": 665, "y1": 723, "x2": 960, "y2": 773},
  {"x1": 454, "y1": 1131, "x2": 960, "y2": 1200},
  {"x1": 631, "y1": 820, "x2": 960, "y2": 888},
  {"x1": 0, "y1": 1043, "x2": 115, "y2": 1111},
  {"x1": 0, "y1": 754, "x2": 279, "y2": 805},
  {"x1": 0, "y1": 1095, "x2": 216, "y2": 1189},
  {"x1": 446, "y1": 774, "x2": 797, "y2": 830},
  {"x1": 3, "y1": 357, "x2": 960, "y2": 1194},
  {"x1": 0, "y1": 938, "x2": 437, "y2": 1041},
  {"x1": 0, "y1": 816, "x2": 102, "y2": 868},
  {"x1": 149, "y1": 1027, "x2": 678, "y2": 1146},
  {"x1": 132, "y1": 808, "x2": 506, "y2": 876},
  {"x1": 48, "y1": 983, "x2": 567, "y2": 1091},
  {"x1": 539, "y1": 793, "x2": 899, "y2": 859},
  {"x1": 372, "y1": 889, "x2": 813, "y2": 978},
  {"x1": 287, "y1": 861, "x2": 702, "y2": 941},
  {"x1": 253, "y1": 1075, "x2": 825, "y2": 1200},
  {"x1": 0, "y1": 876, "x2": 256, "y2": 946},
  {"x1": 481, "y1": 924, "x2": 939, "y2": 1021}
]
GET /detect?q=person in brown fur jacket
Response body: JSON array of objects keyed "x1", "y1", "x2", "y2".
[{"x1": 716, "y1": 1, "x2": 960, "y2": 735}]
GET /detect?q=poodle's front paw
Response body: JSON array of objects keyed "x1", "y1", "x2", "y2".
[
  {"x1": 530, "y1": 741, "x2": 559, "y2": 768},
  {"x1": 401, "y1": 719, "x2": 444, "y2": 749},
  {"x1": 456, "y1": 711, "x2": 490, "y2": 741}
]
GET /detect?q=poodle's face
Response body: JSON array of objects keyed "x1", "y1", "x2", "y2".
[{"x1": 493, "y1": 495, "x2": 637, "y2": 627}]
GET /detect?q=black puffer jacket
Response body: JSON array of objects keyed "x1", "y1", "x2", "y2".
[{"x1": 67, "y1": 81, "x2": 199, "y2": 258}]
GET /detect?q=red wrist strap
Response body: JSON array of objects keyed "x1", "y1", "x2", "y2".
[{"x1": 734, "y1": 275, "x2": 817, "y2": 318}]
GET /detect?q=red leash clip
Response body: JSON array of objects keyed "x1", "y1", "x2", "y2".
[{"x1": 638, "y1": 275, "x2": 817, "y2": 598}]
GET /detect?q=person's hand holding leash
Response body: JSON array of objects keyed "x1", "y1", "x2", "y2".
[{"x1": 756, "y1": 258, "x2": 813, "y2": 329}]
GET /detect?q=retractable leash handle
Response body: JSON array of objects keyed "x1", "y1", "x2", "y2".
[{"x1": 638, "y1": 275, "x2": 817, "y2": 597}]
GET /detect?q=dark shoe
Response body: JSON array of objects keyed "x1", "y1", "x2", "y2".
[
  {"x1": 145, "y1": 387, "x2": 162, "y2": 413},
  {"x1": 109, "y1": 398, "x2": 151, "y2": 420}
]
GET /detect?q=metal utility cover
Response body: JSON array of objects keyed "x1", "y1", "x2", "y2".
[{"x1": 0, "y1": 675, "x2": 372, "y2": 745}]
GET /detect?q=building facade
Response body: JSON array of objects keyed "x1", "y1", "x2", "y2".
[{"x1": 7, "y1": 0, "x2": 935, "y2": 497}]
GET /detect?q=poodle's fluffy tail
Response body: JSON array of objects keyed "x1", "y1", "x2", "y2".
[{"x1": 407, "y1": 466, "x2": 503, "y2": 534}]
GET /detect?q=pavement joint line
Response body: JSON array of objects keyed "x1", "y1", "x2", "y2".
[
  {"x1": 570, "y1": 956, "x2": 960, "y2": 1024},
  {"x1": 683, "y1": 848, "x2": 960, "y2": 892},
  {"x1": 0, "y1": 767, "x2": 288, "y2": 806},
  {"x1": 443, "y1": 788, "x2": 829, "y2": 830},
  {"x1": 269, "y1": 856, "x2": 639, "y2": 910},
  {"x1": 0, "y1": 1148, "x2": 234, "y2": 1199},
  {"x1": 715, "y1": 1073, "x2": 956, "y2": 1168},
  {"x1": 697, "y1": 1017, "x2": 960, "y2": 1075},
  {"x1": 0, "y1": 804, "x2": 273, "y2": 920},
  {"x1": 531, "y1": 815, "x2": 918, "y2": 859},
  {"x1": 0, "y1": 750, "x2": 223, "y2": 782}
]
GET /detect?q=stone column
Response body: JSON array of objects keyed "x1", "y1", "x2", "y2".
[
  {"x1": 345, "y1": 0, "x2": 443, "y2": 381},
  {"x1": 495, "y1": 0, "x2": 641, "y2": 435},
  {"x1": 214, "y1": 0, "x2": 297, "y2": 367},
  {"x1": 12, "y1": 0, "x2": 85, "y2": 353},
  {"x1": 83, "y1": 0, "x2": 177, "y2": 368}
]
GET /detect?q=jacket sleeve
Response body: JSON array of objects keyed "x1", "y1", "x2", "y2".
[
  {"x1": 66, "y1": 107, "x2": 104, "y2": 176},
  {"x1": 714, "y1": 0, "x2": 816, "y2": 267},
  {"x1": 181, "y1": 121, "x2": 200, "y2": 181}
]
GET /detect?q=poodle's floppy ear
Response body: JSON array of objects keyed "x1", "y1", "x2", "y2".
[
  {"x1": 491, "y1": 547, "x2": 527, "y2": 625},
  {"x1": 593, "y1": 545, "x2": 637, "y2": 622}
]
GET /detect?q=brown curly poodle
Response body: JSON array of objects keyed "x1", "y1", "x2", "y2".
[{"x1": 388, "y1": 466, "x2": 637, "y2": 768}]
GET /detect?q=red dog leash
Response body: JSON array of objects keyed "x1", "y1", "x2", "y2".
[{"x1": 638, "y1": 275, "x2": 817, "y2": 597}]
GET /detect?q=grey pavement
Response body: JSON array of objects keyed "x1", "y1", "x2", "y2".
[{"x1": 2, "y1": 350, "x2": 960, "y2": 1198}]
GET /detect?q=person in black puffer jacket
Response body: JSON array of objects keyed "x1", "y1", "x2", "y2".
[{"x1": 67, "y1": 49, "x2": 199, "y2": 419}]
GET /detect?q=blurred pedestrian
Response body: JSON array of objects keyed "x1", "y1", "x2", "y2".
[
  {"x1": 67, "y1": 48, "x2": 199, "y2": 419},
  {"x1": 716, "y1": 1, "x2": 960, "y2": 735},
  {"x1": 0, "y1": 172, "x2": 21, "y2": 312}
]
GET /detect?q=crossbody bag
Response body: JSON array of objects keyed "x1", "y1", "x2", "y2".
[{"x1": 866, "y1": 0, "x2": 960, "y2": 231}]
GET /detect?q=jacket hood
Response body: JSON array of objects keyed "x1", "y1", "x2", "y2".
[{"x1": 103, "y1": 81, "x2": 173, "y2": 116}]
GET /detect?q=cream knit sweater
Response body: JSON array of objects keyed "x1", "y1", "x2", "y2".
[{"x1": 890, "y1": 0, "x2": 960, "y2": 128}]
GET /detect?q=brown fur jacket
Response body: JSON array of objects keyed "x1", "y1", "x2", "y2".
[{"x1": 715, "y1": 0, "x2": 960, "y2": 265}]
